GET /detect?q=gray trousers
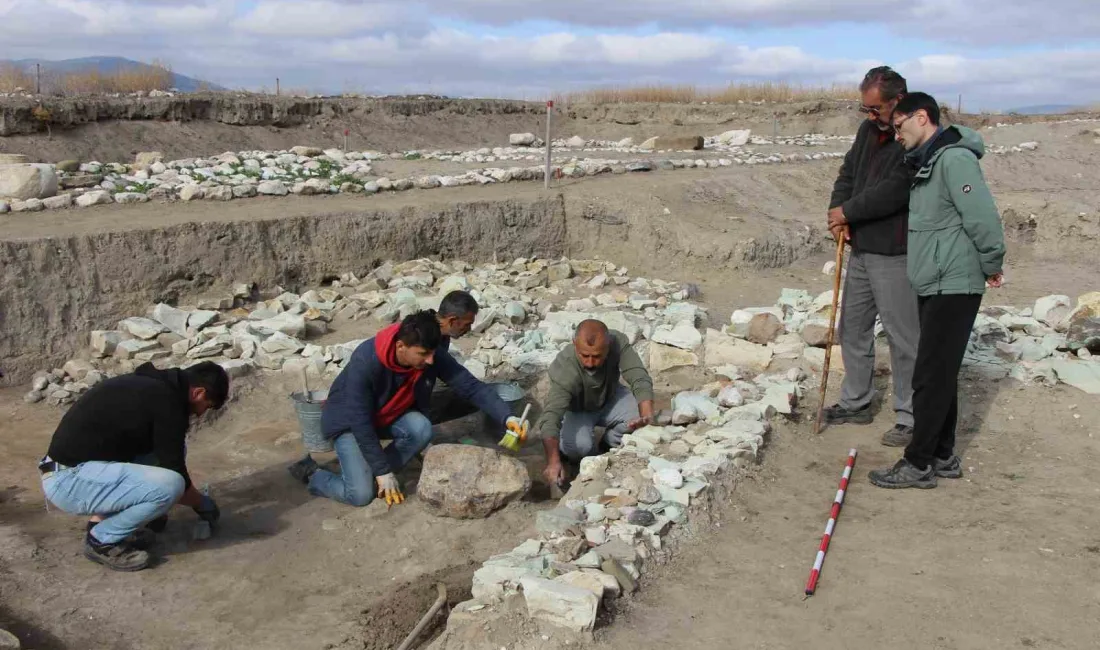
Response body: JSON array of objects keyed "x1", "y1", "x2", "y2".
[
  {"x1": 838, "y1": 250, "x2": 920, "y2": 427},
  {"x1": 559, "y1": 385, "x2": 639, "y2": 461}
]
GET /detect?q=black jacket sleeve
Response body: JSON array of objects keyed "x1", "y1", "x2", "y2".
[
  {"x1": 842, "y1": 149, "x2": 911, "y2": 224},
  {"x1": 152, "y1": 406, "x2": 193, "y2": 489},
  {"x1": 829, "y1": 131, "x2": 859, "y2": 209}
]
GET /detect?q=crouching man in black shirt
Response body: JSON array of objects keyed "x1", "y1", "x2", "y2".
[{"x1": 39, "y1": 361, "x2": 229, "y2": 571}]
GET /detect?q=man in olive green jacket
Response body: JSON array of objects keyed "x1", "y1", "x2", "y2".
[
  {"x1": 869, "y1": 92, "x2": 1006, "y2": 490},
  {"x1": 537, "y1": 320, "x2": 655, "y2": 487}
]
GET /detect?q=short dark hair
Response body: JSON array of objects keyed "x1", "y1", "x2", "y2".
[
  {"x1": 397, "y1": 310, "x2": 442, "y2": 350},
  {"x1": 438, "y1": 290, "x2": 479, "y2": 319},
  {"x1": 860, "y1": 65, "x2": 907, "y2": 101},
  {"x1": 184, "y1": 361, "x2": 230, "y2": 409},
  {"x1": 894, "y1": 92, "x2": 941, "y2": 126}
]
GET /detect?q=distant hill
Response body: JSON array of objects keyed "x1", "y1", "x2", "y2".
[
  {"x1": 1, "y1": 56, "x2": 224, "y2": 92},
  {"x1": 1003, "y1": 104, "x2": 1084, "y2": 115}
]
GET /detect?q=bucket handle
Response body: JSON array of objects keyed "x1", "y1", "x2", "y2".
[{"x1": 296, "y1": 364, "x2": 311, "y2": 402}]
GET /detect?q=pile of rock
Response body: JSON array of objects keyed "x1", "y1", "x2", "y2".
[
  {"x1": 24, "y1": 254, "x2": 1099, "y2": 407},
  {"x1": 444, "y1": 363, "x2": 791, "y2": 637},
  {"x1": 964, "y1": 293, "x2": 1100, "y2": 393},
  {"x1": 0, "y1": 132, "x2": 1043, "y2": 214},
  {"x1": 23, "y1": 258, "x2": 704, "y2": 406}
]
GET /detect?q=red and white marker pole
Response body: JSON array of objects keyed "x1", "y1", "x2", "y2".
[{"x1": 804, "y1": 448, "x2": 857, "y2": 597}]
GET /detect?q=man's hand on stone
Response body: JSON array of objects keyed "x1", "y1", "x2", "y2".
[
  {"x1": 193, "y1": 495, "x2": 220, "y2": 524},
  {"x1": 376, "y1": 473, "x2": 405, "y2": 507},
  {"x1": 543, "y1": 460, "x2": 565, "y2": 486}
]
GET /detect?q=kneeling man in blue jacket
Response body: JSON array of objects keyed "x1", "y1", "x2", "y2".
[{"x1": 290, "y1": 293, "x2": 524, "y2": 507}]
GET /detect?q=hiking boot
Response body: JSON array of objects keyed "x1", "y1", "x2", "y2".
[
  {"x1": 881, "y1": 424, "x2": 913, "y2": 448},
  {"x1": 868, "y1": 458, "x2": 937, "y2": 489},
  {"x1": 933, "y1": 455, "x2": 963, "y2": 479},
  {"x1": 288, "y1": 456, "x2": 319, "y2": 485},
  {"x1": 83, "y1": 535, "x2": 150, "y2": 572},
  {"x1": 87, "y1": 522, "x2": 156, "y2": 550},
  {"x1": 823, "y1": 403, "x2": 873, "y2": 425}
]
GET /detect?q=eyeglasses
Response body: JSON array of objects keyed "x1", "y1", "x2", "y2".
[
  {"x1": 858, "y1": 95, "x2": 900, "y2": 118},
  {"x1": 892, "y1": 114, "x2": 912, "y2": 131}
]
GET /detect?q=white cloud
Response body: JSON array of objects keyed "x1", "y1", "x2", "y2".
[
  {"x1": 595, "y1": 33, "x2": 724, "y2": 65},
  {"x1": 239, "y1": 1, "x2": 412, "y2": 38},
  {"x1": 415, "y1": 0, "x2": 1100, "y2": 45},
  {"x1": 2, "y1": 0, "x2": 1099, "y2": 109}
]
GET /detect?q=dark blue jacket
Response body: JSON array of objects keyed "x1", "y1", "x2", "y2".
[{"x1": 321, "y1": 336, "x2": 511, "y2": 476}]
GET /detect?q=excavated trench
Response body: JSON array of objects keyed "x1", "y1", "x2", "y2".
[{"x1": 0, "y1": 193, "x2": 821, "y2": 383}]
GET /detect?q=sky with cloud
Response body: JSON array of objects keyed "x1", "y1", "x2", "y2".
[{"x1": 2, "y1": 0, "x2": 1099, "y2": 110}]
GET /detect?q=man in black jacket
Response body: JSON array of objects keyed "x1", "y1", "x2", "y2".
[
  {"x1": 825, "y1": 65, "x2": 920, "y2": 446},
  {"x1": 39, "y1": 361, "x2": 229, "y2": 572}
]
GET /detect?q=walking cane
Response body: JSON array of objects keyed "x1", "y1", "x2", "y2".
[{"x1": 815, "y1": 231, "x2": 847, "y2": 434}]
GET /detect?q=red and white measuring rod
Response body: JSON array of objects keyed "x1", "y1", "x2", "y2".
[{"x1": 804, "y1": 448, "x2": 857, "y2": 596}]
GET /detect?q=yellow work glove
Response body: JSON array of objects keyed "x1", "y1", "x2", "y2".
[{"x1": 375, "y1": 473, "x2": 405, "y2": 507}]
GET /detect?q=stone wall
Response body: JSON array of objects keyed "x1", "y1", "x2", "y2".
[{"x1": 0, "y1": 197, "x2": 567, "y2": 382}]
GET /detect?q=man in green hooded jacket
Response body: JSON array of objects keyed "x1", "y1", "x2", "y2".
[{"x1": 868, "y1": 92, "x2": 1006, "y2": 489}]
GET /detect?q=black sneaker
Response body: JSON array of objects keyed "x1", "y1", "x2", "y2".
[
  {"x1": 87, "y1": 522, "x2": 156, "y2": 550},
  {"x1": 83, "y1": 535, "x2": 150, "y2": 572},
  {"x1": 881, "y1": 424, "x2": 913, "y2": 447},
  {"x1": 823, "y1": 403, "x2": 873, "y2": 425},
  {"x1": 933, "y1": 455, "x2": 963, "y2": 479},
  {"x1": 288, "y1": 456, "x2": 319, "y2": 485},
  {"x1": 868, "y1": 458, "x2": 937, "y2": 489}
]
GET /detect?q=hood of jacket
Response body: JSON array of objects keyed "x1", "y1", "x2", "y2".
[{"x1": 912, "y1": 125, "x2": 984, "y2": 179}]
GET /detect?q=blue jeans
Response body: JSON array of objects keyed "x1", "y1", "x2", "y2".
[
  {"x1": 308, "y1": 411, "x2": 433, "y2": 507},
  {"x1": 41, "y1": 460, "x2": 186, "y2": 545}
]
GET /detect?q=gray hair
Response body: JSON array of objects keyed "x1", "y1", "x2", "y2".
[{"x1": 859, "y1": 66, "x2": 907, "y2": 101}]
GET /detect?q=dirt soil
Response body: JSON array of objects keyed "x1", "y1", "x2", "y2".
[
  {"x1": 596, "y1": 380, "x2": 1100, "y2": 650},
  {"x1": 0, "y1": 371, "x2": 557, "y2": 650},
  {"x1": 2, "y1": 102, "x2": 1099, "y2": 650},
  {"x1": 0, "y1": 96, "x2": 865, "y2": 163}
]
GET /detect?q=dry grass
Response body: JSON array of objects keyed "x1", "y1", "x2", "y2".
[
  {"x1": 0, "y1": 63, "x2": 34, "y2": 92},
  {"x1": 555, "y1": 82, "x2": 859, "y2": 105},
  {"x1": 1, "y1": 60, "x2": 175, "y2": 95},
  {"x1": 50, "y1": 59, "x2": 174, "y2": 94}
]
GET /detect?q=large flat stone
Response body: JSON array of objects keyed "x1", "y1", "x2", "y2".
[
  {"x1": 1051, "y1": 359, "x2": 1100, "y2": 394},
  {"x1": 519, "y1": 577, "x2": 599, "y2": 633},
  {"x1": 649, "y1": 342, "x2": 699, "y2": 373},
  {"x1": 0, "y1": 163, "x2": 58, "y2": 200},
  {"x1": 705, "y1": 329, "x2": 772, "y2": 373},
  {"x1": 152, "y1": 303, "x2": 191, "y2": 336},
  {"x1": 417, "y1": 444, "x2": 531, "y2": 519},
  {"x1": 119, "y1": 317, "x2": 168, "y2": 340}
]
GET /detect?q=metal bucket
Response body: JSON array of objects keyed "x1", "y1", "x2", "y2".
[
  {"x1": 482, "y1": 381, "x2": 527, "y2": 432},
  {"x1": 291, "y1": 389, "x2": 332, "y2": 453}
]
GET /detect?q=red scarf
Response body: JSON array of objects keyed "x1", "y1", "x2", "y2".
[{"x1": 373, "y1": 323, "x2": 423, "y2": 428}]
